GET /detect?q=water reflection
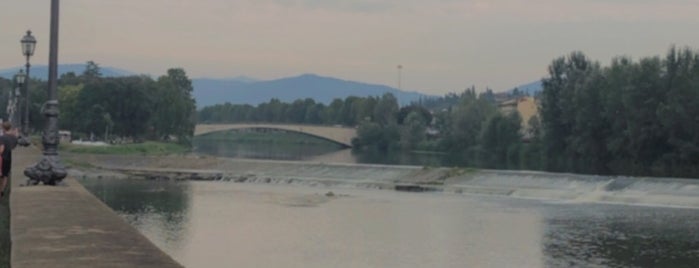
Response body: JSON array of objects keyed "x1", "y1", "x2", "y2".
[
  {"x1": 541, "y1": 204, "x2": 699, "y2": 268},
  {"x1": 80, "y1": 178, "x2": 699, "y2": 267},
  {"x1": 79, "y1": 178, "x2": 192, "y2": 255},
  {"x1": 193, "y1": 138, "x2": 343, "y2": 161},
  {"x1": 193, "y1": 136, "x2": 465, "y2": 167}
]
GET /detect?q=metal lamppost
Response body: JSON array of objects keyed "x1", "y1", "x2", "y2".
[
  {"x1": 25, "y1": 0, "x2": 67, "y2": 185},
  {"x1": 12, "y1": 70, "x2": 26, "y2": 128},
  {"x1": 20, "y1": 30, "x2": 36, "y2": 139}
]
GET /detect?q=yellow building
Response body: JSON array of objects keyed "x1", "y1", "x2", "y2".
[{"x1": 498, "y1": 96, "x2": 538, "y2": 138}]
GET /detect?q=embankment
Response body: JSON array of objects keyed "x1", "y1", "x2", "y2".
[{"x1": 10, "y1": 148, "x2": 183, "y2": 268}]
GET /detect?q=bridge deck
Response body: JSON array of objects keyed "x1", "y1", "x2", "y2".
[{"x1": 195, "y1": 123, "x2": 357, "y2": 147}]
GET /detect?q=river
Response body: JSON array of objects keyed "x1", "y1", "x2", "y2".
[
  {"x1": 79, "y1": 177, "x2": 699, "y2": 268},
  {"x1": 190, "y1": 131, "x2": 466, "y2": 167},
  {"x1": 76, "y1": 138, "x2": 699, "y2": 267}
]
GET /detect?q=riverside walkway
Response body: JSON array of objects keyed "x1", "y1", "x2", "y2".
[{"x1": 9, "y1": 147, "x2": 182, "y2": 268}]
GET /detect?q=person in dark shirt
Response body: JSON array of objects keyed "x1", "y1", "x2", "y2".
[{"x1": 0, "y1": 122, "x2": 18, "y2": 198}]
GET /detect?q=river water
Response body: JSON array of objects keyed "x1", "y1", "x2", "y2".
[
  {"x1": 191, "y1": 135, "x2": 463, "y2": 166},
  {"x1": 79, "y1": 177, "x2": 699, "y2": 268},
  {"x1": 77, "y1": 139, "x2": 699, "y2": 267}
]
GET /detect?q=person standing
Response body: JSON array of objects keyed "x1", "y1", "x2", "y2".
[{"x1": 0, "y1": 122, "x2": 18, "y2": 198}]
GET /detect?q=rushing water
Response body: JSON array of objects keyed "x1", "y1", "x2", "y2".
[{"x1": 80, "y1": 177, "x2": 699, "y2": 268}]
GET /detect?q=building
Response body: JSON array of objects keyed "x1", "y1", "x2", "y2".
[{"x1": 498, "y1": 96, "x2": 538, "y2": 139}]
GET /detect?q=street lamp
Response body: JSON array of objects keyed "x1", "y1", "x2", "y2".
[
  {"x1": 14, "y1": 69, "x2": 26, "y2": 85},
  {"x1": 20, "y1": 30, "x2": 36, "y2": 139},
  {"x1": 12, "y1": 70, "x2": 26, "y2": 127},
  {"x1": 25, "y1": 0, "x2": 67, "y2": 185}
]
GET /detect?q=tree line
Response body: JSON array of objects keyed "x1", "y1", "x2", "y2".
[
  {"x1": 198, "y1": 88, "x2": 528, "y2": 170},
  {"x1": 539, "y1": 47, "x2": 699, "y2": 178},
  {"x1": 197, "y1": 47, "x2": 699, "y2": 178},
  {"x1": 198, "y1": 94, "x2": 404, "y2": 127},
  {"x1": 2, "y1": 46, "x2": 695, "y2": 178},
  {"x1": 0, "y1": 61, "x2": 197, "y2": 144}
]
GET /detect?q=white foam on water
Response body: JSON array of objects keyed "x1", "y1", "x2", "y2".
[
  {"x1": 211, "y1": 160, "x2": 699, "y2": 209},
  {"x1": 451, "y1": 171, "x2": 699, "y2": 208}
]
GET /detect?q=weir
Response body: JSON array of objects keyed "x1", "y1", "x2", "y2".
[
  {"x1": 86, "y1": 154, "x2": 699, "y2": 209},
  {"x1": 448, "y1": 170, "x2": 699, "y2": 208},
  {"x1": 9, "y1": 147, "x2": 183, "y2": 268}
]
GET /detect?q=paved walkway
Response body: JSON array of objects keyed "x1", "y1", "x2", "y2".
[{"x1": 10, "y1": 147, "x2": 183, "y2": 268}]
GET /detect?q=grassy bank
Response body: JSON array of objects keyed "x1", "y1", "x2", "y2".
[{"x1": 60, "y1": 141, "x2": 189, "y2": 155}]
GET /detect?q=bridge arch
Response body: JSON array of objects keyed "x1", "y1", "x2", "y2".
[{"x1": 195, "y1": 124, "x2": 357, "y2": 148}]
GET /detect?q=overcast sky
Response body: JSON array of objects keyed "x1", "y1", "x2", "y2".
[{"x1": 1, "y1": 0, "x2": 698, "y2": 95}]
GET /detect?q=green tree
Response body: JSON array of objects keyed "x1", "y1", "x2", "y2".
[
  {"x1": 479, "y1": 112, "x2": 522, "y2": 168},
  {"x1": 540, "y1": 52, "x2": 595, "y2": 171},
  {"x1": 373, "y1": 93, "x2": 399, "y2": 126},
  {"x1": 151, "y1": 68, "x2": 196, "y2": 144},
  {"x1": 399, "y1": 111, "x2": 427, "y2": 150},
  {"x1": 443, "y1": 88, "x2": 496, "y2": 153},
  {"x1": 82, "y1": 61, "x2": 102, "y2": 82},
  {"x1": 57, "y1": 84, "x2": 83, "y2": 132}
]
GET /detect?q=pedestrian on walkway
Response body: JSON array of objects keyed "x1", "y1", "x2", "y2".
[{"x1": 0, "y1": 122, "x2": 18, "y2": 197}]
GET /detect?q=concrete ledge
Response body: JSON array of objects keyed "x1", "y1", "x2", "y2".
[{"x1": 10, "y1": 148, "x2": 183, "y2": 268}]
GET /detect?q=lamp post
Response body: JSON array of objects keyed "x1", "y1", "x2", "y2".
[
  {"x1": 20, "y1": 30, "x2": 36, "y2": 139},
  {"x1": 12, "y1": 70, "x2": 26, "y2": 128},
  {"x1": 25, "y1": 0, "x2": 67, "y2": 185}
]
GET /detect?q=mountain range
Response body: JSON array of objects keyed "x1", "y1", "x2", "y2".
[
  {"x1": 0, "y1": 64, "x2": 544, "y2": 108},
  {"x1": 509, "y1": 80, "x2": 542, "y2": 96},
  {"x1": 192, "y1": 74, "x2": 434, "y2": 107}
]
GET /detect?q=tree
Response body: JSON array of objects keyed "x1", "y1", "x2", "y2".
[
  {"x1": 82, "y1": 61, "x2": 102, "y2": 81},
  {"x1": 479, "y1": 112, "x2": 522, "y2": 168},
  {"x1": 151, "y1": 68, "x2": 196, "y2": 143},
  {"x1": 540, "y1": 52, "x2": 595, "y2": 171},
  {"x1": 397, "y1": 105, "x2": 432, "y2": 125},
  {"x1": 373, "y1": 93, "x2": 399, "y2": 126},
  {"x1": 399, "y1": 111, "x2": 427, "y2": 150},
  {"x1": 443, "y1": 88, "x2": 496, "y2": 153},
  {"x1": 57, "y1": 84, "x2": 83, "y2": 131}
]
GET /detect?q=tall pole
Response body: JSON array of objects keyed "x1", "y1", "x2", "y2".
[
  {"x1": 25, "y1": 0, "x2": 67, "y2": 185},
  {"x1": 11, "y1": 85, "x2": 19, "y2": 128},
  {"x1": 23, "y1": 59, "x2": 30, "y2": 136},
  {"x1": 10, "y1": 72, "x2": 22, "y2": 128},
  {"x1": 19, "y1": 30, "x2": 35, "y2": 146},
  {"x1": 14, "y1": 86, "x2": 21, "y2": 128},
  {"x1": 397, "y1": 65, "x2": 402, "y2": 90}
]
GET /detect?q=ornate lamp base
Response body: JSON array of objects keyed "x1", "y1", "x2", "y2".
[
  {"x1": 24, "y1": 155, "x2": 67, "y2": 185},
  {"x1": 17, "y1": 136, "x2": 31, "y2": 147}
]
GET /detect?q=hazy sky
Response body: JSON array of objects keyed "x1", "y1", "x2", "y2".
[{"x1": 1, "y1": 0, "x2": 699, "y2": 95}]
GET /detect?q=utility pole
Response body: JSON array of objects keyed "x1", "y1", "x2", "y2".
[{"x1": 397, "y1": 65, "x2": 402, "y2": 90}]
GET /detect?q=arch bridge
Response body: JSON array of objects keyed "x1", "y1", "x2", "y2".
[{"x1": 195, "y1": 123, "x2": 357, "y2": 147}]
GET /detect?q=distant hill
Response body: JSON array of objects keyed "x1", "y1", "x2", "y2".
[
  {"x1": 192, "y1": 74, "x2": 434, "y2": 108},
  {"x1": 507, "y1": 80, "x2": 543, "y2": 96},
  {"x1": 0, "y1": 64, "x2": 133, "y2": 80},
  {"x1": 1, "y1": 65, "x2": 435, "y2": 107}
]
